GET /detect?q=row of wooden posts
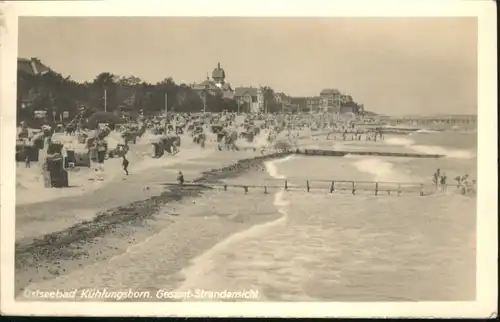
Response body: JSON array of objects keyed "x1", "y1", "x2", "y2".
[{"x1": 165, "y1": 180, "x2": 426, "y2": 196}]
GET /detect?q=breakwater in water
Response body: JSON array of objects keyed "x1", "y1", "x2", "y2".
[
  {"x1": 295, "y1": 149, "x2": 444, "y2": 158},
  {"x1": 161, "y1": 179, "x2": 433, "y2": 197}
]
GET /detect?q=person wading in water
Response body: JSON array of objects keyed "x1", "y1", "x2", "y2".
[{"x1": 122, "y1": 155, "x2": 129, "y2": 176}]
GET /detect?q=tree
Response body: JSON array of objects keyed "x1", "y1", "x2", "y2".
[
  {"x1": 18, "y1": 58, "x2": 292, "y2": 125},
  {"x1": 92, "y1": 72, "x2": 119, "y2": 112},
  {"x1": 176, "y1": 85, "x2": 203, "y2": 113},
  {"x1": 117, "y1": 76, "x2": 143, "y2": 112},
  {"x1": 206, "y1": 92, "x2": 233, "y2": 113},
  {"x1": 261, "y1": 85, "x2": 281, "y2": 113}
]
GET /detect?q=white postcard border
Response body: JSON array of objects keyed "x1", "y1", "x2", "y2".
[{"x1": 1, "y1": 0, "x2": 497, "y2": 318}]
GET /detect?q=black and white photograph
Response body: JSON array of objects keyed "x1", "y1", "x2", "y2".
[{"x1": 0, "y1": 0, "x2": 497, "y2": 318}]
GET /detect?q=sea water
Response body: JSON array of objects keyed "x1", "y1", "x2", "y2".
[{"x1": 172, "y1": 131, "x2": 477, "y2": 301}]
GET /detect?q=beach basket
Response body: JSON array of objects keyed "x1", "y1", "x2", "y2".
[
  {"x1": 211, "y1": 125, "x2": 223, "y2": 134},
  {"x1": 74, "y1": 150, "x2": 91, "y2": 167},
  {"x1": 47, "y1": 142, "x2": 64, "y2": 155},
  {"x1": 217, "y1": 132, "x2": 225, "y2": 142},
  {"x1": 64, "y1": 149, "x2": 75, "y2": 167},
  {"x1": 77, "y1": 133, "x2": 87, "y2": 144},
  {"x1": 18, "y1": 129, "x2": 29, "y2": 139},
  {"x1": 15, "y1": 141, "x2": 27, "y2": 162},
  {"x1": 161, "y1": 136, "x2": 172, "y2": 154},
  {"x1": 42, "y1": 126, "x2": 52, "y2": 137},
  {"x1": 122, "y1": 132, "x2": 138, "y2": 144},
  {"x1": 96, "y1": 142, "x2": 107, "y2": 163},
  {"x1": 152, "y1": 142, "x2": 164, "y2": 158},
  {"x1": 33, "y1": 135, "x2": 45, "y2": 150},
  {"x1": 44, "y1": 154, "x2": 69, "y2": 188},
  {"x1": 89, "y1": 147, "x2": 98, "y2": 162},
  {"x1": 63, "y1": 148, "x2": 90, "y2": 167},
  {"x1": 175, "y1": 125, "x2": 184, "y2": 135},
  {"x1": 25, "y1": 145, "x2": 39, "y2": 162},
  {"x1": 240, "y1": 131, "x2": 254, "y2": 142},
  {"x1": 97, "y1": 151, "x2": 106, "y2": 163}
]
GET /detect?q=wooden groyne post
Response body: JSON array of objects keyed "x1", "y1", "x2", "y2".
[{"x1": 162, "y1": 179, "x2": 435, "y2": 197}]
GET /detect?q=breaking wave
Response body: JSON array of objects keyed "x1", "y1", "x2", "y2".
[
  {"x1": 352, "y1": 158, "x2": 418, "y2": 182},
  {"x1": 415, "y1": 129, "x2": 442, "y2": 134},
  {"x1": 385, "y1": 137, "x2": 475, "y2": 160}
]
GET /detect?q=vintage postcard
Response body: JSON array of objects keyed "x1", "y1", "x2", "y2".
[{"x1": 0, "y1": 0, "x2": 497, "y2": 318}]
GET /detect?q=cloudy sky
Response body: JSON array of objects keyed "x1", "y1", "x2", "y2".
[{"x1": 18, "y1": 17, "x2": 477, "y2": 115}]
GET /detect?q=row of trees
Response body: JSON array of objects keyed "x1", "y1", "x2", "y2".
[{"x1": 17, "y1": 68, "x2": 289, "y2": 125}]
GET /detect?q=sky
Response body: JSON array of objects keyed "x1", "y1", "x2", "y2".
[{"x1": 18, "y1": 17, "x2": 477, "y2": 115}]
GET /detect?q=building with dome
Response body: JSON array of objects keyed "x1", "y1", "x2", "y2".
[{"x1": 191, "y1": 62, "x2": 234, "y2": 99}]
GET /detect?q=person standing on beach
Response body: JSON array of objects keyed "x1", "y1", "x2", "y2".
[
  {"x1": 24, "y1": 153, "x2": 31, "y2": 168},
  {"x1": 122, "y1": 155, "x2": 129, "y2": 176},
  {"x1": 459, "y1": 174, "x2": 469, "y2": 194},
  {"x1": 433, "y1": 168, "x2": 441, "y2": 190},
  {"x1": 440, "y1": 173, "x2": 447, "y2": 192},
  {"x1": 177, "y1": 171, "x2": 184, "y2": 185}
]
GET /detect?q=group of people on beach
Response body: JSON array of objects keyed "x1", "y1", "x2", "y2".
[
  {"x1": 17, "y1": 109, "x2": 377, "y2": 188},
  {"x1": 433, "y1": 169, "x2": 448, "y2": 192},
  {"x1": 323, "y1": 119, "x2": 385, "y2": 142},
  {"x1": 433, "y1": 168, "x2": 473, "y2": 194},
  {"x1": 326, "y1": 129, "x2": 384, "y2": 141}
]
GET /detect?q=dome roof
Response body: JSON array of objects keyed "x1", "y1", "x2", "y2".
[
  {"x1": 320, "y1": 88, "x2": 341, "y2": 95},
  {"x1": 212, "y1": 62, "x2": 226, "y2": 80}
]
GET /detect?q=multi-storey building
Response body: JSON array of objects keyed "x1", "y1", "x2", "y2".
[
  {"x1": 319, "y1": 88, "x2": 342, "y2": 113},
  {"x1": 290, "y1": 97, "x2": 308, "y2": 113},
  {"x1": 234, "y1": 87, "x2": 264, "y2": 113},
  {"x1": 274, "y1": 92, "x2": 291, "y2": 105},
  {"x1": 306, "y1": 96, "x2": 321, "y2": 113}
]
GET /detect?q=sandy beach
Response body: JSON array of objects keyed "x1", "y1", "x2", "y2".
[
  {"x1": 15, "y1": 149, "x2": 289, "y2": 296},
  {"x1": 15, "y1": 124, "x2": 298, "y2": 295}
]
